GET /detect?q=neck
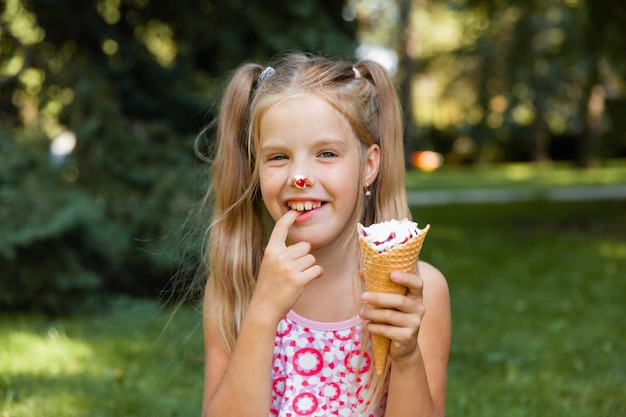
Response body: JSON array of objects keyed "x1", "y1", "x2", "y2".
[{"x1": 292, "y1": 237, "x2": 363, "y2": 322}]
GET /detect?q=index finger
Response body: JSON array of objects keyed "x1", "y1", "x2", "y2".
[
  {"x1": 391, "y1": 271, "x2": 423, "y2": 298},
  {"x1": 267, "y1": 210, "x2": 299, "y2": 248}
]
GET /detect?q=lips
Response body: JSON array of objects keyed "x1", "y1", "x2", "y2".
[{"x1": 287, "y1": 200, "x2": 323, "y2": 211}]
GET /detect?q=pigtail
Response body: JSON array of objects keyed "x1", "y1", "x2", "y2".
[
  {"x1": 212, "y1": 64, "x2": 263, "y2": 211},
  {"x1": 356, "y1": 60, "x2": 411, "y2": 224},
  {"x1": 205, "y1": 63, "x2": 267, "y2": 352}
]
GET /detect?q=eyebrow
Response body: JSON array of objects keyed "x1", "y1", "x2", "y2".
[
  {"x1": 260, "y1": 138, "x2": 350, "y2": 152},
  {"x1": 314, "y1": 138, "x2": 349, "y2": 149}
]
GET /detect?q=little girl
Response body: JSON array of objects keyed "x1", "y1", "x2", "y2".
[{"x1": 200, "y1": 53, "x2": 450, "y2": 416}]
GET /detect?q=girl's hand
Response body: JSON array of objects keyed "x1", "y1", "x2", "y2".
[
  {"x1": 360, "y1": 270, "x2": 425, "y2": 365},
  {"x1": 251, "y1": 210, "x2": 324, "y2": 323}
]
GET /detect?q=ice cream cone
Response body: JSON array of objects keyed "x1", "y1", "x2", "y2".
[{"x1": 357, "y1": 223, "x2": 430, "y2": 374}]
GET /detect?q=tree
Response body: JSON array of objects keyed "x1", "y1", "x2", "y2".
[
  {"x1": 380, "y1": 0, "x2": 626, "y2": 164},
  {"x1": 0, "y1": 0, "x2": 357, "y2": 312},
  {"x1": 304, "y1": 0, "x2": 626, "y2": 164}
]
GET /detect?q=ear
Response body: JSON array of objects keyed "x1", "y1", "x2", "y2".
[{"x1": 363, "y1": 144, "x2": 380, "y2": 187}]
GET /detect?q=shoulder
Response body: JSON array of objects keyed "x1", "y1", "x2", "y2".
[
  {"x1": 417, "y1": 260, "x2": 450, "y2": 322},
  {"x1": 417, "y1": 260, "x2": 449, "y2": 297}
]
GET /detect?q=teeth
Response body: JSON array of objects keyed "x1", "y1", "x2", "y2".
[{"x1": 288, "y1": 201, "x2": 322, "y2": 211}]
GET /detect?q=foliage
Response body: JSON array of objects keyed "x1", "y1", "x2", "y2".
[
  {"x1": 1, "y1": 200, "x2": 625, "y2": 416},
  {"x1": 447, "y1": 0, "x2": 625, "y2": 164},
  {"x1": 0, "y1": 132, "x2": 103, "y2": 312},
  {"x1": 0, "y1": 0, "x2": 357, "y2": 312},
  {"x1": 355, "y1": 0, "x2": 626, "y2": 164}
]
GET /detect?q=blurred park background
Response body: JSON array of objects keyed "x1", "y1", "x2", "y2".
[{"x1": 1, "y1": 0, "x2": 625, "y2": 416}]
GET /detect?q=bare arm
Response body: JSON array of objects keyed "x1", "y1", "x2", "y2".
[
  {"x1": 202, "y1": 210, "x2": 323, "y2": 417},
  {"x1": 202, "y1": 300, "x2": 279, "y2": 417}
]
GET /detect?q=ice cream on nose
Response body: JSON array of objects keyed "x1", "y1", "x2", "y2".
[{"x1": 291, "y1": 175, "x2": 309, "y2": 189}]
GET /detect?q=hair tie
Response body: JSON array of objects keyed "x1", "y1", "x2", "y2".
[
  {"x1": 258, "y1": 66, "x2": 276, "y2": 84},
  {"x1": 353, "y1": 67, "x2": 362, "y2": 79}
]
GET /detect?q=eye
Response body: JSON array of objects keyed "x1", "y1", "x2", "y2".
[
  {"x1": 267, "y1": 154, "x2": 288, "y2": 161},
  {"x1": 319, "y1": 150, "x2": 337, "y2": 158}
]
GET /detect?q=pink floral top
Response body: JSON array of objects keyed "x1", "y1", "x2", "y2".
[{"x1": 270, "y1": 310, "x2": 386, "y2": 417}]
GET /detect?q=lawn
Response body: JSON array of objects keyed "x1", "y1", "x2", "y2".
[
  {"x1": 1, "y1": 170, "x2": 625, "y2": 416},
  {"x1": 414, "y1": 199, "x2": 626, "y2": 417},
  {"x1": 405, "y1": 159, "x2": 626, "y2": 190},
  {"x1": 0, "y1": 298, "x2": 205, "y2": 416}
]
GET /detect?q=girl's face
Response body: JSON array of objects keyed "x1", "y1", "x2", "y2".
[{"x1": 258, "y1": 94, "x2": 379, "y2": 249}]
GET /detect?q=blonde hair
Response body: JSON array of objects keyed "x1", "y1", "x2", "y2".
[{"x1": 201, "y1": 52, "x2": 410, "y2": 411}]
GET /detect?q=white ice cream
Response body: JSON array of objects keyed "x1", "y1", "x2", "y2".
[{"x1": 359, "y1": 219, "x2": 423, "y2": 253}]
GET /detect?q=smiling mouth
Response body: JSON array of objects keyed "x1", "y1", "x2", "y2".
[{"x1": 287, "y1": 201, "x2": 323, "y2": 212}]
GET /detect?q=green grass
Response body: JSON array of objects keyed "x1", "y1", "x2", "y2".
[
  {"x1": 406, "y1": 160, "x2": 626, "y2": 190},
  {"x1": 2, "y1": 198, "x2": 625, "y2": 416},
  {"x1": 414, "y1": 200, "x2": 626, "y2": 417},
  {"x1": 0, "y1": 298, "x2": 204, "y2": 416}
]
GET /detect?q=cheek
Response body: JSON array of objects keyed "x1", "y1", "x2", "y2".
[
  {"x1": 259, "y1": 168, "x2": 278, "y2": 191},
  {"x1": 259, "y1": 169, "x2": 284, "y2": 206}
]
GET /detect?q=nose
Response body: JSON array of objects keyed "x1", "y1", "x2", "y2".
[{"x1": 289, "y1": 174, "x2": 314, "y2": 189}]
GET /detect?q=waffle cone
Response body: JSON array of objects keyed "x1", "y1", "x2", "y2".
[{"x1": 357, "y1": 223, "x2": 430, "y2": 374}]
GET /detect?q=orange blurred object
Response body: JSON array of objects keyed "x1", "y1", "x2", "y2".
[{"x1": 410, "y1": 151, "x2": 443, "y2": 172}]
